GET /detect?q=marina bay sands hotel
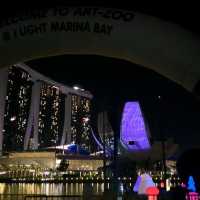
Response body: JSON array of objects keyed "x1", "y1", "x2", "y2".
[{"x1": 0, "y1": 64, "x2": 95, "y2": 154}]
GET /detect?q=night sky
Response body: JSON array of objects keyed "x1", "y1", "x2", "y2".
[{"x1": 26, "y1": 54, "x2": 200, "y2": 150}]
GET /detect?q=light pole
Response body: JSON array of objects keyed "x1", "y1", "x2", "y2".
[
  {"x1": 100, "y1": 97, "x2": 107, "y2": 192},
  {"x1": 102, "y1": 111, "x2": 107, "y2": 190},
  {"x1": 157, "y1": 96, "x2": 167, "y2": 189},
  {"x1": 112, "y1": 103, "x2": 121, "y2": 198}
]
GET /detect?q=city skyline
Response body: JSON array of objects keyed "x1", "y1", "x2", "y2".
[{"x1": 27, "y1": 54, "x2": 200, "y2": 151}]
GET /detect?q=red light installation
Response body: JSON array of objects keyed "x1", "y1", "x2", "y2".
[{"x1": 146, "y1": 187, "x2": 159, "y2": 200}]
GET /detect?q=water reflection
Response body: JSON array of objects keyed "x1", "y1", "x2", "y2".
[{"x1": 0, "y1": 183, "x2": 105, "y2": 196}]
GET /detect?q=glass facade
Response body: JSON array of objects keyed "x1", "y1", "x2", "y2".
[
  {"x1": 3, "y1": 67, "x2": 32, "y2": 151},
  {"x1": 71, "y1": 95, "x2": 93, "y2": 152},
  {"x1": 38, "y1": 82, "x2": 65, "y2": 148}
]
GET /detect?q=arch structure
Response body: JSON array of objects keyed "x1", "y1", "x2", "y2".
[{"x1": 0, "y1": 7, "x2": 200, "y2": 92}]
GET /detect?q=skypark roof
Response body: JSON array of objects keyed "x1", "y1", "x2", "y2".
[{"x1": 14, "y1": 63, "x2": 93, "y2": 99}]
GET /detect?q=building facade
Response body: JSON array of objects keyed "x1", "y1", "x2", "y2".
[
  {"x1": 37, "y1": 82, "x2": 65, "y2": 149},
  {"x1": 71, "y1": 94, "x2": 94, "y2": 153},
  {"x1": 1, "y1": 65, "x2": 93, "y2": 153},
  {"x1": 3, "y1": 66, "x2": 32, "y2": 151}
]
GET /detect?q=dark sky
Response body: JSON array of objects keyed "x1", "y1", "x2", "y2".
[{"x1": 26, "y1": 55, "x2": 200, "y2": 150}]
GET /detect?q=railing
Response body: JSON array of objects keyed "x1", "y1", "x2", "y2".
[
  {"x1": 0, "y1": 194, "x2": 26, "y2": 200},
  {"x1": 25, "y1": 195, "x2": 82, "y2": 200},
  {"x1": 0, "y1": 193, "x2": 199, "y2": 200},
  {"x1": 0, "y1": 194, "x2": 105, "y2": 200}
]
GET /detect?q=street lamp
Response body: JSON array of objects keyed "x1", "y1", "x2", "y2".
[
  {"x1": 73, "y1": 86, "x2": 79, "y2": 90},
  {"x1": 73, "y1": 84, "x2": 85, "y2": 91},
  {"x1": 10, "y1": 116, "x2": 16, "y2": 121},
  {"x1": 157, "y1": 96, "x2": 167, "y2": 189}
]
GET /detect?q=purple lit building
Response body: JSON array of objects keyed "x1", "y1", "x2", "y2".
[{"x1": 120, "y1": 102, "x2": 151, "y2": 151}]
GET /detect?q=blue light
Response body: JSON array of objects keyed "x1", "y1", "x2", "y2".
[
  {"x1": 187, "y1": 176, "x2": 196, "y2": 192},
  {"x1": 133, "y1": 175, "x2": 142, "y2": 192}
]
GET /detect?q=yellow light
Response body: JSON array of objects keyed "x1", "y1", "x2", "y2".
[{"x1": 166, "y1": 179, "x2": 171, "y2": 191}]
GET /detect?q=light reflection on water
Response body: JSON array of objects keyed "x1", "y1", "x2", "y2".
[{"x1": 0, "y1": 183, "x2": 105, "y2": 196}]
